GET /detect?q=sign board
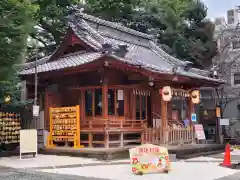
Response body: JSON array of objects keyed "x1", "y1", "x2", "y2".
[
  {"x1": 191, "y1": 113, "x2": 197, "y2": 122},
  {"x1": 117, "y1": 90, "x2": 124, "y2": 100},
  {"x1": 194, "y1": 124, "x2": 206, "y2": 140},
  {"x1": 129, "y1": 144, "x2": 171, "y2": 174},
  {"x1": 20, "y1": 129, "x2": 38, "y2": 159},
  {"x1": 33, "y1": 105, "x2": 40, "y2": 117},
  {"x1": 220, "y1": 118, "x2": 229, "y2": 126}
]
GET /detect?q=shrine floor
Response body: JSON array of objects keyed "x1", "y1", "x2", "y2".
[{"x1": 40, "y1": 144, "x2": 225, "y2": 160}]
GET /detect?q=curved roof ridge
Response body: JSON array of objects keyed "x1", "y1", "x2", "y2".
[
  {"x1": 16, "y1": 55, "x2": 51, "y2": 70},
  {"x1": 100, "y1": 33, "x2": 150, "y2": 48},
  {"x1": 69, "y1": 15, "x2": 120, "y2": 49},
  {"x1": 79, "y1": 13, "x2": 154, "y2": 40},
  {"x1": 69, "y1": 21, "x2": 102, "y2": 50}
]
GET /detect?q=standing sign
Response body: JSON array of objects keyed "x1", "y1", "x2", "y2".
[
  {"x1": 129, "y1": 144, "x2": 171, "y2": 174},
  {"x1": 194, "y1": 124, "x2": 206, "y2": 140},
  {"x1": 220, "y1": 118, "x2": 229, "y2": 126},
  {"x1": 20, "y1": 129, "x2": 38, "y2": 159}
]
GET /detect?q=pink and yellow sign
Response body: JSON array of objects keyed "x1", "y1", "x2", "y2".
[{"x1": 129, "y1": 144, "x2": 171, "y2": 174}]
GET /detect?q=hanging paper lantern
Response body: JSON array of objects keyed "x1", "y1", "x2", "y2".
[
  {"x1": 162, "y1": 86, "x2": 172, "y2": 102},
  {"x1": 191, "y1": 90, "x2": 200, "y2": 104}
]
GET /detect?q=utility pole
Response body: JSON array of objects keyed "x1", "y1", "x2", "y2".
[{"x1": 33, "y1": 56, "x2": 38, "y2": 129}]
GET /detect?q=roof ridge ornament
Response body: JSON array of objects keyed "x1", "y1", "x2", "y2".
[{"x1": 101, "y1": 43, "x2": 113, "y2": 54}]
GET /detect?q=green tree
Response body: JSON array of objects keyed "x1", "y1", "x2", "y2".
[
  {"x1": 0, "y1": 0, "x2": 36, "y2": 106},
  {"x1": 85, "y1": 0, "x2": 216, "y2": 68},
  {"x1": 0, "y1": 0, "x2": 36, "y2": 79},
  {"x1": 28, "y1": 0, "x2": 216, "y2": 68},
  {"x1": 28, "y1": 0, "x2": 80, "y2": 58}
]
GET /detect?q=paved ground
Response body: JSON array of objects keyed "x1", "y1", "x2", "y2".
[
  {"x1": 216, "y1": 172, "x2": 240, "y2": 180},
  {"x1": 0, "y1": 151, "x2": 239, "y2": 180},
  {"x1": 208, "y1": 150, "x2": 240, "y2": 161},
  {"x1": 0, "y1": 166, "x2": 108, "y2": 180}
]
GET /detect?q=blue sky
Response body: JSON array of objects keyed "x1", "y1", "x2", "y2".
[{"x1": 202, "y1": 0, "x2": 240, "y2": 19}]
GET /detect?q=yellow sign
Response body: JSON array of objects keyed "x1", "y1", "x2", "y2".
[{"x1": 129, "y1": 144, "x2": 171, "y2": 174}]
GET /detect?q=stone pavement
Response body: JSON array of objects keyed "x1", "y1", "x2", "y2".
[
  {"x1": 0, "y1": 151, "x2": 239, "y2": 180},
  {"x1": 0, "y1": 166, "x2": 108, "y2": 180},
  {"x1": 208, "y1": 150, "x2": 240, "y2": 162}
]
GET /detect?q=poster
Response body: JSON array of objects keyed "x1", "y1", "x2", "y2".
[
  {"x1": 191, "y1": 113, "x2": 197, "y2": 122},
  {"x1": 129, "y1": 144, "x2": 171, "y2": 174},
  {"x1": 33, "y1": 105, "x2": 40, "y2": 117},
  {"x1": 194, "y1": 124, "x2": 206, "y2": 140},
  {"x1": 117, "y1": 90, "x2": 124, "y2": 100}
]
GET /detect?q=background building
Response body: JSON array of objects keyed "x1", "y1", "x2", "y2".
[{"x1": 227, "y1": 7, "x2": 240, "y2": 25}]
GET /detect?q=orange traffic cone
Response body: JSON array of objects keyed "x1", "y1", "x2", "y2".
[{"x1": 220, "y1": 143, "x2": 232, "y2": 167}]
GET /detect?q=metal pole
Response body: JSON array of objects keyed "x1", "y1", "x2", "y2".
[{"x1": 34, "y1": 57, "x2": 38, "y2": 128}]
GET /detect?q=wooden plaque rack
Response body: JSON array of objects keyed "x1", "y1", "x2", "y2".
[{"x1": 47, "y1": 105, "x2": 83, "y2": 148}]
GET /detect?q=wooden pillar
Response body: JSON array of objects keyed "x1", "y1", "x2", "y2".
[
  {"x1": 167, "y1": 101, "x2": 173, "y2": 122},
  {"x1": 132, "y1": 93, "x2": 136, "y2": 120},
  {"x1": 44, "y1": 88, "x2": 49, "y2": 131},
  {"x1": 161, "y1": 95, "x2": 168, "y2": 144},
  {"x1": 161, "y1": 96, "x2": 168, "y2": 127},
  {"x1": 80, "y1": 90, "x2": 85, "y2": 120},
  {"x1": 102, "y1": 78, "x2": 108, "y2": 118},
  {"x1": 92, "y1": 90, "x2": 95, "y2": 117},
  {"x1": 187, "y1": 98, "x2": 194, "y2": 126},
  {"x1": 124, "y1": 89, "x2": 129, "y2": 119}
]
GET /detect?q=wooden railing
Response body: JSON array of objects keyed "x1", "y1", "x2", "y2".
[
  {"x1": 81, "y1": 117, "x2": 146, "y2": 132},
  {"x1": 79, "y1": 117, "x2": 146, "y2": 148},
  {"x1": 143, "y1": 126, "x2": 194, "y2": 145}
]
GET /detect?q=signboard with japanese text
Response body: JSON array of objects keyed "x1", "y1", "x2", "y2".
[
  {"x1": 194, "y1": 124, "x2": 206, "y2": 140},
  {"x1": 129, "y1": 144, "x2": 171, "y2": 174},
  {"x1": 220, "y1": 118, "x2": 229, "y2": 126}
]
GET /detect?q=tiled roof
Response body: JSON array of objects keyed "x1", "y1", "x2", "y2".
[
  {"x1": 79, "y1": 13, "x2": 154, "y2": 40},
  {"x1": 19, "y1": 10, "x2": 224, "y2": 84},
  {"x1": 19, "y1": 52, "x2": 102, "y2": 75}
]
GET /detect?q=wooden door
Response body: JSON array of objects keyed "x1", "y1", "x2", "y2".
[{"x1": 44, "y1": 91, "x2": 62, "y2": 130}]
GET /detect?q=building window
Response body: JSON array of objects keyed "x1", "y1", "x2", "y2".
[
  {"x1": 136, "y1": 94, "x2": 148, "y2": 120},
  {"x1": 107, "y1": 89, "x2": 124, "y2": 116},
  {"x1": 108, "y1": 89, "x2": 115, "y2": 115},
  {"x1": 85, "y1": 89, "x2": 102, "y2": 116},
  {"x1": 233, "y1": 73, "x2": 240, "y2": 85},
  {"x1": 227, "y1": 10, "x2": 234, "y2": 16},
  {"x1": 228, "y1": 18, "x2": 234, "y2": 24},
  {"x1": 232, "y1": 41, "x2": 240, "y2": 49},
  {"x1": 85, "y1": 90, "x2": 93, "y2": 116}
]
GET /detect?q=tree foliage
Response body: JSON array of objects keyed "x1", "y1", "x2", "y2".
[
  {"x1": 28, "y1": 0, "x2": 79, "y2": 59},
  {"x1": 85, "y1": 0, "x2": 217, "y2": 68},
  {"x1": 0, "y1": 69, "x2": 33, "y2": 107},
  {"x1": 0, "y1": 0, "x2": 36, "y2": 79},
  {"x1": 0, "y1": 0, "x2": 36, "y2": 106},
  {"x1": 27, "y1": 0, "x2": 216, "y2": 68}
]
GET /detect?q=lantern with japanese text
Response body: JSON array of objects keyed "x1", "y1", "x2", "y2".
[
  {"x1": 191, "y1": 90, "x2": 200, "y2": 104},
  {"x1": 161, "y1": 86, "x2": 172, "y2": 102}
]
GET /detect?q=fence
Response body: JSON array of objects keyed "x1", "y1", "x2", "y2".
[
  {"x1": 143, "y1": 126, "x2": 194, "y2": 145},
  {"x1": 224, "y1": 118, "x2": 240, "y2": 144}
]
